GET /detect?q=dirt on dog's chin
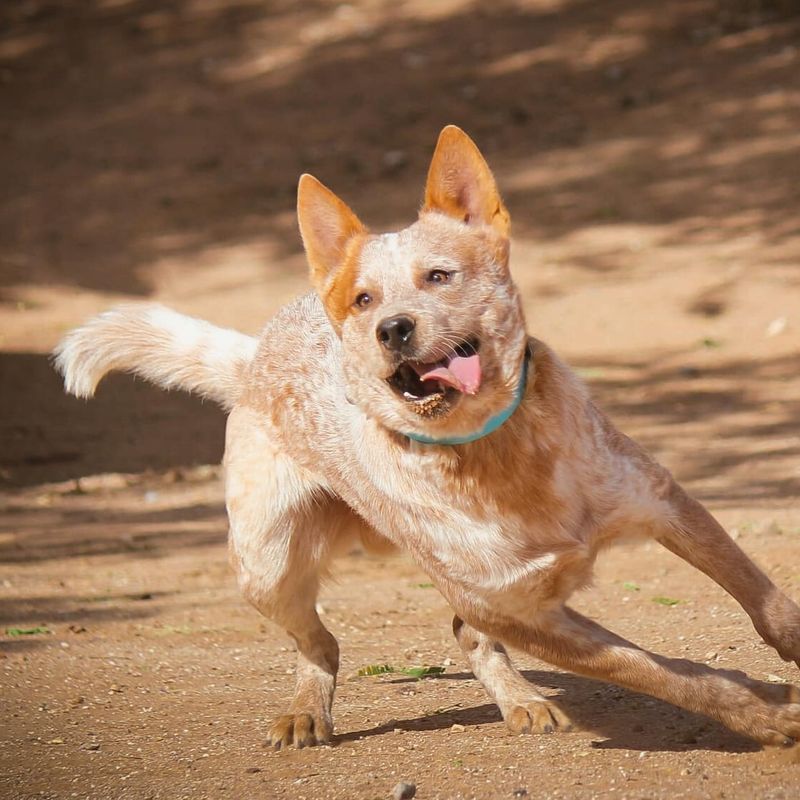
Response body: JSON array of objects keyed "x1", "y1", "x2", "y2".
[{"x1": 407, "y1": 388, "x2": 457, "y2": 418}]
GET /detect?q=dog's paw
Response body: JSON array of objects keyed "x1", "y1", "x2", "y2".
[
  {"x1": 502, "y1": 698, "x2": 573, "y2": 735},
  {"x1": 266, "y1": 712, "x2": 332, "y2": 750},
  {"x1": 719, "y1": 678, "x2": 800, "y2": 746},
  {"x1": 753, "y1": 697, "x2": 800, "y2": 748}
]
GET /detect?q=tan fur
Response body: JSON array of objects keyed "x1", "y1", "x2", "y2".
[
  {"x1": 55, "y1": 126, "x2": 800, "y2": 751},
  {"x1": 423, "y1": 125, "x2": 511, "y2": 238},
  {"x1": 297, "y1": 173, "x2": 368, "y2": 330},
  {"x1": 323, "y1": 235, "x2": 369, "y2": 329}
]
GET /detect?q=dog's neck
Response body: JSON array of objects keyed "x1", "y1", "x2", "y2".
[{"x1": 401, "y1": 345, "x2": 531, "y2": 446}]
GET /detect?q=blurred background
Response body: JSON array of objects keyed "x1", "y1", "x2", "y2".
[
  {"x1": 2, "y1": 4, "x2": 800, "y2": 797},
  {"x1": 1, "y1": 0, "x2": 799, "y2": 497}
]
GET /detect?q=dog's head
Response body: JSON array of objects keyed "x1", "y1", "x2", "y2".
[{"x1": 297, "y1": 126, "x2": 528, "y2": 441}]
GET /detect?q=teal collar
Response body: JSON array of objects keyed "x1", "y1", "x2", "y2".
[{"x1": 403, "y1": 348, "x2": 530, "y2": 446}]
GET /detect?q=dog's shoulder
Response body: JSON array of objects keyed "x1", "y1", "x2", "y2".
[{"x1": 249, "y1": 293, "x2": 341, "y2": 378}]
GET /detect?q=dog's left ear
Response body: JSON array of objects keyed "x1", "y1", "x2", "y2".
[{"x1": 422, "y1": 125, "x2": 510, "y2": 237}]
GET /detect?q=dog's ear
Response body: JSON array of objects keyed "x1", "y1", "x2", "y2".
[
  {"x1": 297, "y1": 174, "x2": 367, "y2": 290},
  {"x1": 422, "y1": 126, "x2": 510, "y2": 237}
]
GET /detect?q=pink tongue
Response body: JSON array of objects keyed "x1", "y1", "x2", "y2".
[{"x1": 419, "y1": 354, "x2": 482, "y2": 395}]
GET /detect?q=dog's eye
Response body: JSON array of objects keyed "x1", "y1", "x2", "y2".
[
  {"x1": 354, "y1": 292, "x2": 372, "y2": 309},
  {"x1": 426, "y1": 269, "x2": 452, "y2": 284}
]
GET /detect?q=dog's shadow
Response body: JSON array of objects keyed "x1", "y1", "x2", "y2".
[{"x1": 336, "y1": 669, "x2": 760, "y2": 753}]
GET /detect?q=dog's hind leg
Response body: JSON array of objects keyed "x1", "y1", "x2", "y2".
[
  {"x1": 225, "y1": 407, "x2": 350, "y2": 749},
  {"x1": 452, "y1": 616, "x2": 572, "y2": 734},
  {"x1": 495, "y1": 605, "x2": 800, "y2": 745},
  {"x1": 656, "y1": 484, "x2": 800, "y2": 669}
]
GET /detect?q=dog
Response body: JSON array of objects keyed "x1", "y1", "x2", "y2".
[{"x1": 55, "y1": 126, "x2": 800, "y2": 750}]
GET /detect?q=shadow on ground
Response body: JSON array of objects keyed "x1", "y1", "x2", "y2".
[
  {"x1": 1, "y1": 0, "x2": 798, "y2": 297},
  {"x1": 339, "y1": 669, "x2": 760, "y2": 753},
  {"x1": 0, "y1": 351, "x2": 225, "y2": 486},
  {"x1": 581, "y1": 349, "x2": 800, "y2": 505}
]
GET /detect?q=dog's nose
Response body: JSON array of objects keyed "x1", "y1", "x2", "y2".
[{"x1": 376, "y1": 315, "x2": 416, "y2": 351}]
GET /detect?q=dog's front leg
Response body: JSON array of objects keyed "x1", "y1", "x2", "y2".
[
  {"x1": 231, "y1": 506, "x2": 341, "y2": 750},
  {"x1": 452, "y1": 616, "x2": 572, "y2": 733},
  {"x1": 658, "y1": 485, "x2": 800, "y2": 668},
  {"x1": 245, "y1": 574, "x2": 339, "y2": 751},
  {"x1": 226, "y1": 408, "x2": 343, "y2": 750},
  {"x1": 495, "y1": 605, "x2": 800, "y2": 745},
  {"x1": 232, "y1": 505, "x2": 345, "y2": 751}
]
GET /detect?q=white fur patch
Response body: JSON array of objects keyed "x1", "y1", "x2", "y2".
[
  {"x1": 54, "y1": 304, "x2": 258, "y2": 409},
  {"x1": 146, "y1": 306, "x2": 204, "y2": 353}
]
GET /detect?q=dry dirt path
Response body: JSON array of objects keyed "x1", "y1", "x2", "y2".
[{"x1": 2, "y1": 1, "x2": 800, "y2": 798}]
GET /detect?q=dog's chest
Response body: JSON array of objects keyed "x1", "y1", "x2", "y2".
[{"x1": 327, "y1": 436, "x2": 592, "y2": 604}]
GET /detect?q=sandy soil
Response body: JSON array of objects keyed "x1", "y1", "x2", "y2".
[{"x1": 1, "y1": 1, "x2": 800, "y2": 798}]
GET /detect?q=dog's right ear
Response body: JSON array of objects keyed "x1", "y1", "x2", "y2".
[{"x1": 297, "y1": 174, "x2": 367, "y2": 292}]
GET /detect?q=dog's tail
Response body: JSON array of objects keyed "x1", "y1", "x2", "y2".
[{"x1": 53, "y1": 304, "x2": 258, "y2": 411}]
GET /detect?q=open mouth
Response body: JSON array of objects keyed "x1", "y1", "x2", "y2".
[{"x1": 387, "y1": 338, "x2": 481, "y2": 404}]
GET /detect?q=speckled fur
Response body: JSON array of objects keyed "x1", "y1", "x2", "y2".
[{"x1": 55, "y1": 127, "x2": 800, "y2": 750}]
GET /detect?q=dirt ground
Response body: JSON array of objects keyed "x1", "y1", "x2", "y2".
[{"x1": 2, "y1": 1, "x2": 800, "y2": 798}]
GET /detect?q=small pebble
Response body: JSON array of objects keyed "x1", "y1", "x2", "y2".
[
  {"x1": 765, "y1": 316, "x2": 787, "y2": 337},
  {"x1": 392, "y1": 780, "x2": 416, "y2": 800},
  {"x1": 450, "y1": 723, "x2": 465, "y2": 732}
]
